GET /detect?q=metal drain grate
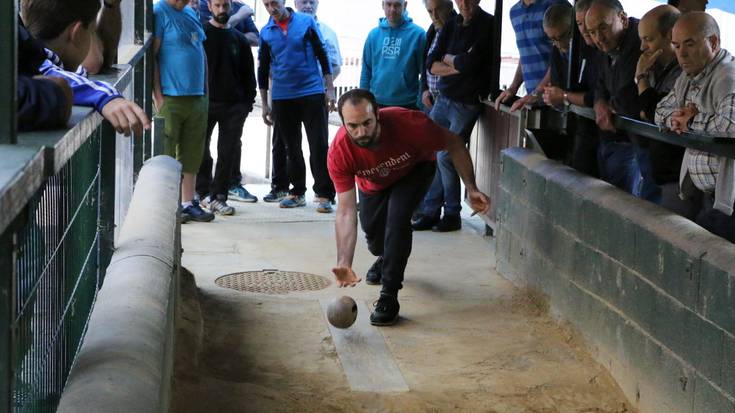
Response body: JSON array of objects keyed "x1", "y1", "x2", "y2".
[{"x1": 215, "y1": 270, "x2": 331, "y2": 294}]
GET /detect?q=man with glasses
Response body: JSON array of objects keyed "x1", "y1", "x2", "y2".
[
  {"x1": 494, "y1": 0, "x2": 566, "y2": 111},
  {"x1": 541, "y1": 1, "x2": 602, "y2": 177},
  {"x1": 656, "y1": 12, "x2": 735, "y2": 242}
]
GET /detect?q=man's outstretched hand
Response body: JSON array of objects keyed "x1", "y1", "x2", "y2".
[{"x1": 332, "y1": 267, "x2": 361, "y2": 287}]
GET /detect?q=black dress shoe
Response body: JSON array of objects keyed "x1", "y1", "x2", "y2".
[
  {"x1": 412, "y1": 215, "x2": 440, "y2": 231},
  {"x1": 432, "y1": 215, "x2": 461, "y2": 232},
  {"x1": 370, "y1": 293, "x2": 400, "y2": 326},
  {"x1": 366, "y1": 256, "x2": 383, "y2": 285}
]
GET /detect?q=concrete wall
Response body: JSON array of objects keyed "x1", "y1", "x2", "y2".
[
  {"x1": 57, "y1": 155, "x2": 181, "y2": 413},
  {"x1": 496, "y1": 148, "x2": 735, "y2": 413}
]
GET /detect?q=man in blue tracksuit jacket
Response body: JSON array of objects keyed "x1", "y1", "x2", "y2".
[
  {"x1": 258, "y1": 0, "x2": 336, "y2": 213},
  {"x1": 360, "y1": 0, "x2": 426, "y2": 109}
]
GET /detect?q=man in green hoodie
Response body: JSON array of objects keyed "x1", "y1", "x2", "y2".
[{"x1": 360, "y1": 0, "x2": 427, "y2": 109}]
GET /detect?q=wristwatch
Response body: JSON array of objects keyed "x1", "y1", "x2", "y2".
[
  {"x1": 563, "y1": 92, "x2": 570, "y2": 107},
  {"x1": 634, "y1": 73, "x2": 648, "y2": 85}
]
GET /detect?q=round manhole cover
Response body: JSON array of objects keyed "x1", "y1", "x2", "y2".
[{"x1": 215, "y1": 270, "x2": 331, "y2": 294}]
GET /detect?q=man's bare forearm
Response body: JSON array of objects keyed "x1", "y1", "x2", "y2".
[
  {"x1": 335, "y1": 192, "x2": 358, "y2": 268},
  {"x1": 430, "y1": 61, "x2": 459, "y2": 76},
  {"x1": 446, "y1": 134, "x2": 479, "y2": 192}
]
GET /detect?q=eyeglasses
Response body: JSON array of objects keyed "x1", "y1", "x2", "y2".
[{"x1": 548, "y1": 29, "x2": 571, "y2": 46}]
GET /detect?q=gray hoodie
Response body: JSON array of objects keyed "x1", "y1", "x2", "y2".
[{"x1": 655, "y1": 48, "x2": 735, "y2": 215}]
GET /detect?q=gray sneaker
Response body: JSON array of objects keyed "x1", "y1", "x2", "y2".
[
  {"x1": 208, "y1": 197, "x2": 235, "y2": 215},
  {"x1": 279, "y1": 194, "x2": 306, "y2": 208},
  {"x1": 264, "y1": 189, "x2": 288, "y2": 203}
]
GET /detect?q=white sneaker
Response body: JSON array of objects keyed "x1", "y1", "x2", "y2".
[{"x1": 208, "y1": 197, "x2": 235, "y2": 215}]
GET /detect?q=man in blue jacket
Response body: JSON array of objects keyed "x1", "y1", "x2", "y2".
[
  {"x1": 17, "y1": 22, "x2": 72, "y2": 131},
  {"x1": 258, "y1": 0, "x2": 336, "y2": 213},
  {"x1": 360, "y1": 0, "x2": 426, "y2": 109}
]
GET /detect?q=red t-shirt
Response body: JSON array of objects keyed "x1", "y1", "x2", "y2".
[
  {"x1": 328, "y1": 107, "x2": 449, "y2": 195},
  {"x1": 275, "y1": 17, "x2": 289, "y2": 34}
]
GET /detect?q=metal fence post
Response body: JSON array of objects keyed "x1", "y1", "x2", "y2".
[
  {"x1": 0, "y1": 228, "x2": 14, "y2": 411},
  {"x1": 133, "y1": 61, "x2": 145, "y2": 174},
  {"x1": 1, "y1": 3, "x2": 17, "y2": 144},
  {"x1": 98, "y1": 125, "x2": 117, "y2": 284},
  {"x1": 153, "y1": 116, "x2": 166, "y2": 156}
]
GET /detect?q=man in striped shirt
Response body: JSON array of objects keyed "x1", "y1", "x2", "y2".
[
  {"x1": 494, "y1": 0, "x2": 564, "y2": 110},
  {"x1": 655, "y1": 12, "x2": 735, "y2": 242}
]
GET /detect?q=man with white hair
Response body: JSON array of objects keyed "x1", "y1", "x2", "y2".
[
  {"x1": 655, "y1": 12, "x2": 735, "y2": 242},
  {"x1": 295, "y1": 0, "x2": 342, "y2": 79}
]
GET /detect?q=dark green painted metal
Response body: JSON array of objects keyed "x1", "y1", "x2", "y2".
[
  {"x1": 0, "y1": 225, "x2": 15, "y2": 411},
  {"x1": 134, "y1": 60, "x2": 145, "y2": 174},
  {"x1": 1, "y1": 3, "x2": 17, "y2": 144},
  {"x1": 98, "y1": 124, "x2": 116, "y2": 284},
  {"x1": 144, "y1": 45, "x2": 154, "y2": 161},
  {"x1": 1, "y1": 0, "x2": 156, "y2": 408},
  {"x1": 10, "y1": 131, "x2": 102, "y2": 412},
  {"x1": 569, "y1": 104, "x2": 735, "y2": 159}
]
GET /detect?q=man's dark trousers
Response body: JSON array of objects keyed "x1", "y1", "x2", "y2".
[
  {"x1": 270, "y1": 131, "x2": 289, "y2": 192},
  {"x1": 196, "y1": 101, "x2": 250, "y2": 198},
  {"x1": 696, "y1": 193, "x2": 735, "y2": 243},
  {"x1": 271, "y1": 93, "x2": 335, "y2": 199},
  {"x1": 358, "y1": 162, "x2": 435, "y2": 295}
]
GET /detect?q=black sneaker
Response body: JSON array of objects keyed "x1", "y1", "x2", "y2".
[
  {"x1": 370, "y1": 293, "x2": 400, "y2": 326},
  {"x1": 366, "y1": 256, "x2": 383, "y2": 285},
  {"x1": 264, "y1": 189, "x2": 288, "y2": 203},
  {"x1": 182, "y1": 202, "x2": 215, "y2": 222},
  {"x1": 411, "y1": 215, "x2": 440, "y2": 231},
  {"x1": 432, "y1": 215, "x2": 461, "y2": 232}
]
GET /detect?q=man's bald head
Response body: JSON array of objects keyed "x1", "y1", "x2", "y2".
[
  {"x1": 639, "y1": 5, "x2": 679, "y2": 63},
  {"x1": 672, "y1": 12, "x2": 720, "y2": 75},
  {"x1": 585, "y1": 0, "x2": 628, "y2": 53},
  {"x1": 641, "y1": 5, "x2": 680, "y2": 35},
  {"x1": 676, "y1": 11, "x2": 719, "y2": 39}
]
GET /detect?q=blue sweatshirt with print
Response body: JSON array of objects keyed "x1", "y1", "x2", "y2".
[{"x1": 360, "y1": 15, "x2": 426, "y2": 107}]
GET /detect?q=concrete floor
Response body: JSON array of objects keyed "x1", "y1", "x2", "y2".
[{"x1": 171, "y1": 185, "x2": 635, "y2": 413}]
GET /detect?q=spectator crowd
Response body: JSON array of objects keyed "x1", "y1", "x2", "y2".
[{"x1": 15, "y1": 0, "x2": 735, "y2": 244}]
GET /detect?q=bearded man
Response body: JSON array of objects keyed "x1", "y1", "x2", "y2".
[
  {"x1": 327, "y1": 89, "x2": 491, "y2": 325},
  {"x1": 195, "y1": 0, "x2": 258, "y2": 215}
]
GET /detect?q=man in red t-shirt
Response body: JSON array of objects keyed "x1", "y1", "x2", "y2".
[{"x1": 328, "y1": 89, "x2": 490, "y2": 326}]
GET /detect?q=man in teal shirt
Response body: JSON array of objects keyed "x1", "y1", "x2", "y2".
[
  {"x1": 360, "y1": 0, "x2": 426, "y2": 109},
  {"x1": 153, "y1": 0, "x2": 213, "y2": 223}
]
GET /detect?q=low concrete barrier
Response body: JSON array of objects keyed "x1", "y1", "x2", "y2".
[
  {"x1": 497, "y1": 148, "x2": 735, "y2": 413},
  {"x1": 57, "y1": 155, "x2": 181, "y2": 413}
]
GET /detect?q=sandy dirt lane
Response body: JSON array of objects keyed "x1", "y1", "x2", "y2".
[{"x1": 172, "y1": 201, "x2": 634, "y2": 413}]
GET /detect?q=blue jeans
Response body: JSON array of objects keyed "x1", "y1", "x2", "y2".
[
  {"x1": 632, "y1": 145, "x2": 663, "y2": 204},
  {"x1": 597, "y1": 140, "x2": 638, "y2": 194},
  {"x1": 420, "y1": 96, "x2": 481, "y2": 217}
]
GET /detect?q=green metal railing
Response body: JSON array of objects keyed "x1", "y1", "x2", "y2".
[{"x1": 0, "y1": 0, "x2": 154, "y2": 411}]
